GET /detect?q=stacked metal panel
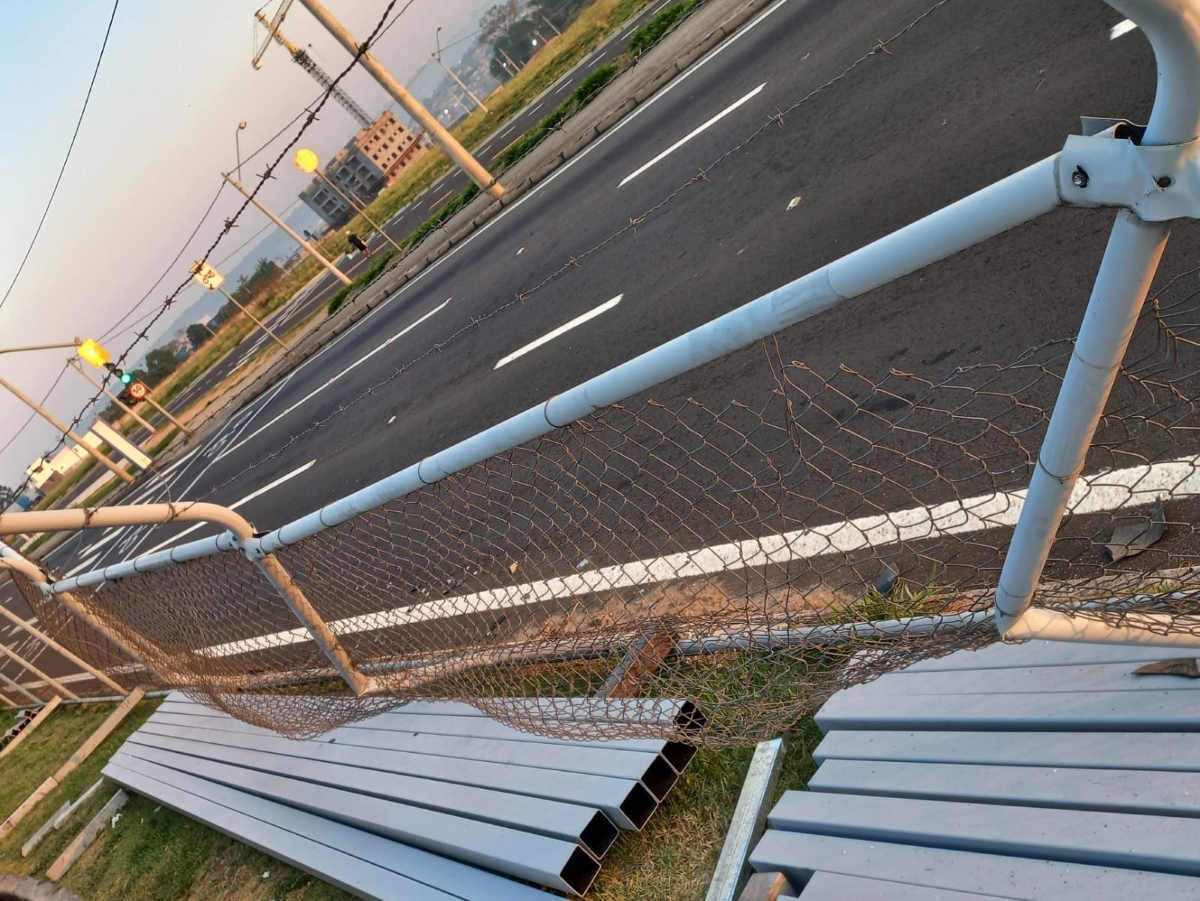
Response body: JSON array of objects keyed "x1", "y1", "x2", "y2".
[
  {"x1": 749, "y1": 641, "x2": 1200, "y2": 900},
  {"x1": 104, "y1": 694, "x2": 696, "y2": 898}
]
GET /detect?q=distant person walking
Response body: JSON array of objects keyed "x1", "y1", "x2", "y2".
[{"x1": 347, "y1": 232, "x2": 372, "y2": 258}]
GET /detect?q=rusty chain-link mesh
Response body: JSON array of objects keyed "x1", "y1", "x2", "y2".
[{"x1": 19, "y1": 268, "x2": 1200, "y2": 743}]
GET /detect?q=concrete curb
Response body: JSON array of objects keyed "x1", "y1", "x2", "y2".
[{"x1": 0, "y1": 875, "x2": 85, "y2": 901}]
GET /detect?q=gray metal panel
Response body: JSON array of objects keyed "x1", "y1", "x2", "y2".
[
  {"x1": 815, "y1": 687, "x2": 1200, "y2": 732},
  {"x1": 749, "y1": 831, "x2": 1200, "y2": 900},
  {"x1": 809, "y1": 758, "x2": 1200, "y2": 817},
  {"x1": 156, "y1": 695, "x2": 679, "y2": 754},
  {"x1": 125, "y1": 732, "x2": 618, "y2": 856},
  {"x1": 116, "y1": 741, "x2": 599, "y2": 894},
  {"x1": 813, "y1": 730, "x2": 1200, "y2": 770},
  {"x1": 103, "y1": 755, "x2": 548, "y2": 901},
  {"x1": 801, "y1": 872, "x2": 1019, "y2": 900},
  {"x1": 143, "y1": 709, "x2": 676, "y2": 790},
  {"x1": 134, "y1": 718, "x2": 651, "y2": 830},
  {"x1": 899, "y1": 641, "x2": 1187, "y2": 672},
  {"x1": 878, "y1": 661, "x2": 1200, "y2": 695},
  {"x1": 766, "y1": 791, "x2": 1200, "y2": 876}
]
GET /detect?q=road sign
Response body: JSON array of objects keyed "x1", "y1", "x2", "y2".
[
  {"x1": 127, "y1": 381, "x2": 149, "y2": 401},
  {"x1": 78, "y1": 338, "x2": 110, "y2": 367},
  {"x1": 190, "y1": 260, "x2": 225, "y2": 291}
]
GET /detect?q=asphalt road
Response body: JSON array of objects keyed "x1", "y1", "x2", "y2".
[
  {"x1": 9, "y1": 0, "x2": 1195, "y2": 694},
  {"x1": 148, "y1": 0, "x2": 682, "y2": 426}
]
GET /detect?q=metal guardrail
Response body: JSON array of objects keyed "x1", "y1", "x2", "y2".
[{"x1": 1, "y1": 0, "x2": 1200, "y2": 742}]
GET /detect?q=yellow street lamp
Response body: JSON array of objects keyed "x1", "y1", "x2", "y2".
[{"x1": 293, "y1": 148, "x2": 403, "y2": 254}]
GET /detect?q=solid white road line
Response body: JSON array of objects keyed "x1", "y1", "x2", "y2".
[
  {"x1": 554, "y1": 80, "x2": 574, "y2": 94},
  {"x1": 216, "y1": 299, "x2": 450, "y2": 462},
  {"x1": 61, "y1": 553, "x2": 102, "y2": 581},
  {"x1": 620, "y1": 82, "x2": 766, "y2": 187},
  {"x1": 493, "y1": 295, "x2": 623, "y2": 369},
  {"x1": 530, "y1": 101, "x2": 545, "y2": 115},
  {"x1": 1110, "y1": 18, "x2": 1138, "y2": 39},
  {"x1": 136, "y1": 459, "x2": 318, "y2": 558},
  {"x1": 202, "y1": 451, "x2": 1200, "y2": 658}
]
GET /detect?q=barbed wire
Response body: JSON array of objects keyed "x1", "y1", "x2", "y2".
[
  {"x1": 184, "y1": 0, "x2": 959, "y2": 507},
  {"x1": 20, "y1": 0, "x2": 406, "y2": 508}
]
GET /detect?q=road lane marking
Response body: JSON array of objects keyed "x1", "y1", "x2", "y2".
[
  {"x1": 554, "y1": 80, "x2": 574, "y2": 94},
  {"x1": 498, "y1": 124, "x2": 516, "y2": 140},
  {"x1": 216, "y1": 299, "x2": 450, "y2": 462},
  {"x1": 61, "y1": 553, "x2": 102, "y2": 580},
  {"x1": 1110, "y1": 18, "x2": 1137, "y2": 39},
  {"x1": 429, "y1": 189, "x2": 454, "y2": 209},
  {"x1": 493, "y1": 295, "x2": 623, "y2": 369},
  {"x1": 201, "y1": 451, "x2": 1200, "y2": 658},
  {"x1": 136, "y1": 459, "x2": 317, "y2": 558},
  {"x1": 619, "y1": 82, "x2": 766, "y2": 187},
  {"x1": 530, "y1": 101, "x2": 545, "y2": 115}
]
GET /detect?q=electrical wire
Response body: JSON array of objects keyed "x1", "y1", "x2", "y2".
[
  {"x1": 0, "y1": 0, "x2": 121, "y2": 317},
  {"x1": 0, "y1": 363, "x2": 70, "y2": 464}
]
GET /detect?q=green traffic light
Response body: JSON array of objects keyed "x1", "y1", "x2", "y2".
[{"x1": 120, "y1": 372, "x2": 132, "y2": 385}]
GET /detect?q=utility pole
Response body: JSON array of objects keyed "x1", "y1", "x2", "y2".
[
  {"x1": 221, "y1": 173, "x2": 353, "y2": 286},
  {"x1": 542, "y1": 15, "x2": 563, "y2": 35},
  {"x1": 294, "y1": 149, "x2": 403, "y2": 253},
  {"x1": 68, "y1": 359, "x2": 155, "y2": 435},
  {"x1": 214, "y1": 286, "x2": 290, "y2": 352},
  {"x1": 434, "y1": 27, "x2": 489, "y2": 113},
  {"x1": 295, "y1": 0, "x2": 504, "y2": 200},
  {"x1": 498, "y1": 47, "x2": 521, "y2": 75},
  {"x1": 0, "y1": 376, "x2": 133, "y2": 484}
]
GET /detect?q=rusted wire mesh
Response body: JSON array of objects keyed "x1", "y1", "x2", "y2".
[{"x1": 19, "y1": 269, "x2": 1200, "y2": 742}]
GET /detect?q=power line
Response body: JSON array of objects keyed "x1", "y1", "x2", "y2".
[
  {"x1": 0, "y1": 363, "x2": 70, "y2": 461},
  {"x1": 0, "y1": 0, "x2": 121, "y2": 317}
]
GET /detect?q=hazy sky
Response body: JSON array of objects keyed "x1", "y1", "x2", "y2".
[{"x1": 0, "y1": 0, "x2": 487, "y2": 487}]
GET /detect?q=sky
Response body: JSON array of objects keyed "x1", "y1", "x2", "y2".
[{"x1": 0, "y1": 0, "x2": 489, "y2": 487}]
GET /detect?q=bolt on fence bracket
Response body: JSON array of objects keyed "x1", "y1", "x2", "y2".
[{"x1": 1057, "y1": 131, "x2": 1200, "y2": 219}]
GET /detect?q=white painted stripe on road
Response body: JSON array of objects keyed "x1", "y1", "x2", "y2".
[
  {"x1": 61, "y1": 553, "x2": 102, "y2": 580},
  {"x1": 554, "y1": 80, "x2": 574, "y2": 94},
  {"x1": 499, "y1": 124, "x2": 516, "y2": 140},
  {"x1": 216, "y1": 300, "x2": 450, "y2": 462},
  {"x1": 199, "y1": 452, "x2": 1200, "y2": 658},
  {"x1": 1110, "y1": 18, "x2": 1138, "y2": 39},
  {"x1": 494, "y1": 295, "x2": 623, "y2": 369},
  {"x1": 530, "y1": 102, "x2": 545, "y2": 115},
  {"x1": 620, "y1": 82, "x2": 766, "y2": 187},
  {"x1": 136, "y1": 459, "x2": 318, "y2": 558}
]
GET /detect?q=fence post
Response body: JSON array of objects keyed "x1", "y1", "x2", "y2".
[
  {"x1": 0, "y1": 669, "x2": 42, "y2": 705},
  {"x1": 0, "y1": 640, "x2": 77, "y2": 700},
  {"x1": 251, "y1": 553, "x2": 373, "y2": 696},
  {"x1": 996, "y1": 0, "x2": 1200, "y2": 633},
  {"x1": 0, "y1": 542, "x2": 163, "y2": 689}
]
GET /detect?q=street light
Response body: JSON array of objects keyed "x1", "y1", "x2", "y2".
[
  {"x1": 235, "y1": 121, "x2": 248, "y2": 183},
  {"x1": 431, "y1": 26, "x2": 489, "y2": 113},
  {"x1": 294, "y1": 149, "x2": 403, "y2": 253}
]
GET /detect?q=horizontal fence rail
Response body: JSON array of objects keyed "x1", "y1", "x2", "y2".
[{"x1": 4, "y1": 0, "x2": 1200, "y2": 745}]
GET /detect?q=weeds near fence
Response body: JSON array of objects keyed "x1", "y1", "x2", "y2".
[{"x1": 628, "y1": 0, "x2": 708, "y2": 55}]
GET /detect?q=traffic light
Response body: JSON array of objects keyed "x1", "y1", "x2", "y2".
[
  {"x1": 77, "y1": 338, "x2": 110, "y2": 367},
  {"x1": 103, "y1": 362, "x2": 133, "y2": 385}
]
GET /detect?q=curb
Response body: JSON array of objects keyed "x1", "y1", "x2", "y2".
[{"x1": 0, "y1": 875, "x2": 85, "y2": 901}]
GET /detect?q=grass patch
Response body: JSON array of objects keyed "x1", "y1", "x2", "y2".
[
  {"x1": 589, "y1": 720, "x2": 821, "y2": 901},
  {"x1": 628, "y1": 0, "x2": 707, "y2": 55},
  {"x1": 326, "y1": 248, "x2": 401, "y2": 316}
]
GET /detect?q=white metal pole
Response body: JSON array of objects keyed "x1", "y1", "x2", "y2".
[
  {"x1": 995, "y1": 0, "x2": 1200, "y2": 634},
  {"x1": 315, "y1": 170, "x2": 404, "y2": 253},
  {"x1": 216, "y1": 286, "x2": 290, "y2": 352},
  {"x1": 137, "y1": 391, "x2": 191, "y2": 436},
  {"x1": 0, "y1": 670, "x2": 40, "y2": 705},
  {"x1": 0, "y1": 641, "x2": 76, "y2": 700},
  {"x1": 222, "y1": 173, "x2": 354, "y2": 286},
  {"x1": 432, "y1": 53, "x2": 489, "y2": 113},
  {"x1": 0, "y1": 343, "x2": 79, "y2": 356},
  {"x1": 68, "y1": 360, "x2": 155, "y2": 434},
  {"x1": 256, "y1": 154, "x2": 1064, "y2": 552},
  {"x1": 0, "y1": 376, "x2": 134, "y2": 485},
  {"x1": 0, "y1": 600, "x2": 126, "y2": 694},
  {"x1": 297, "y1": 0, "x2": 504, "y2": 200}
]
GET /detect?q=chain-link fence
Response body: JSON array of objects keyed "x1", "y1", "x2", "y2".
[{"x1": 12, "y1": 264, "x2": 1200, "y2": 743}]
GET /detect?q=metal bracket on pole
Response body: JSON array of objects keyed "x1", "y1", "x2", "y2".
[{"x1": 1056, "y1": 131, "x2": 1200, "y2": 219}]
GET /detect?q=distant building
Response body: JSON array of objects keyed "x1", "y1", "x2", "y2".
[
  {"x1": 299, "y1": 111, "x2": 429, "y2": 228},
  {"x1": 23, "y1": 431, "x2": 106, "y2": 493}
]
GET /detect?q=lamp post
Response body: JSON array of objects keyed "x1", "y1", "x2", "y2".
[
  {"x1": 234, "y1": 121, "x2": 247, "y2": 183},
  {"x1": 294, "y1": 149, "x2": 403, "y2": 253},
  {"x1": 0, "y1": 342, "x2": 134, "y2": 484},
  {"x1": 433, "y1": 27, "x2": 489, "y2": 113}
]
